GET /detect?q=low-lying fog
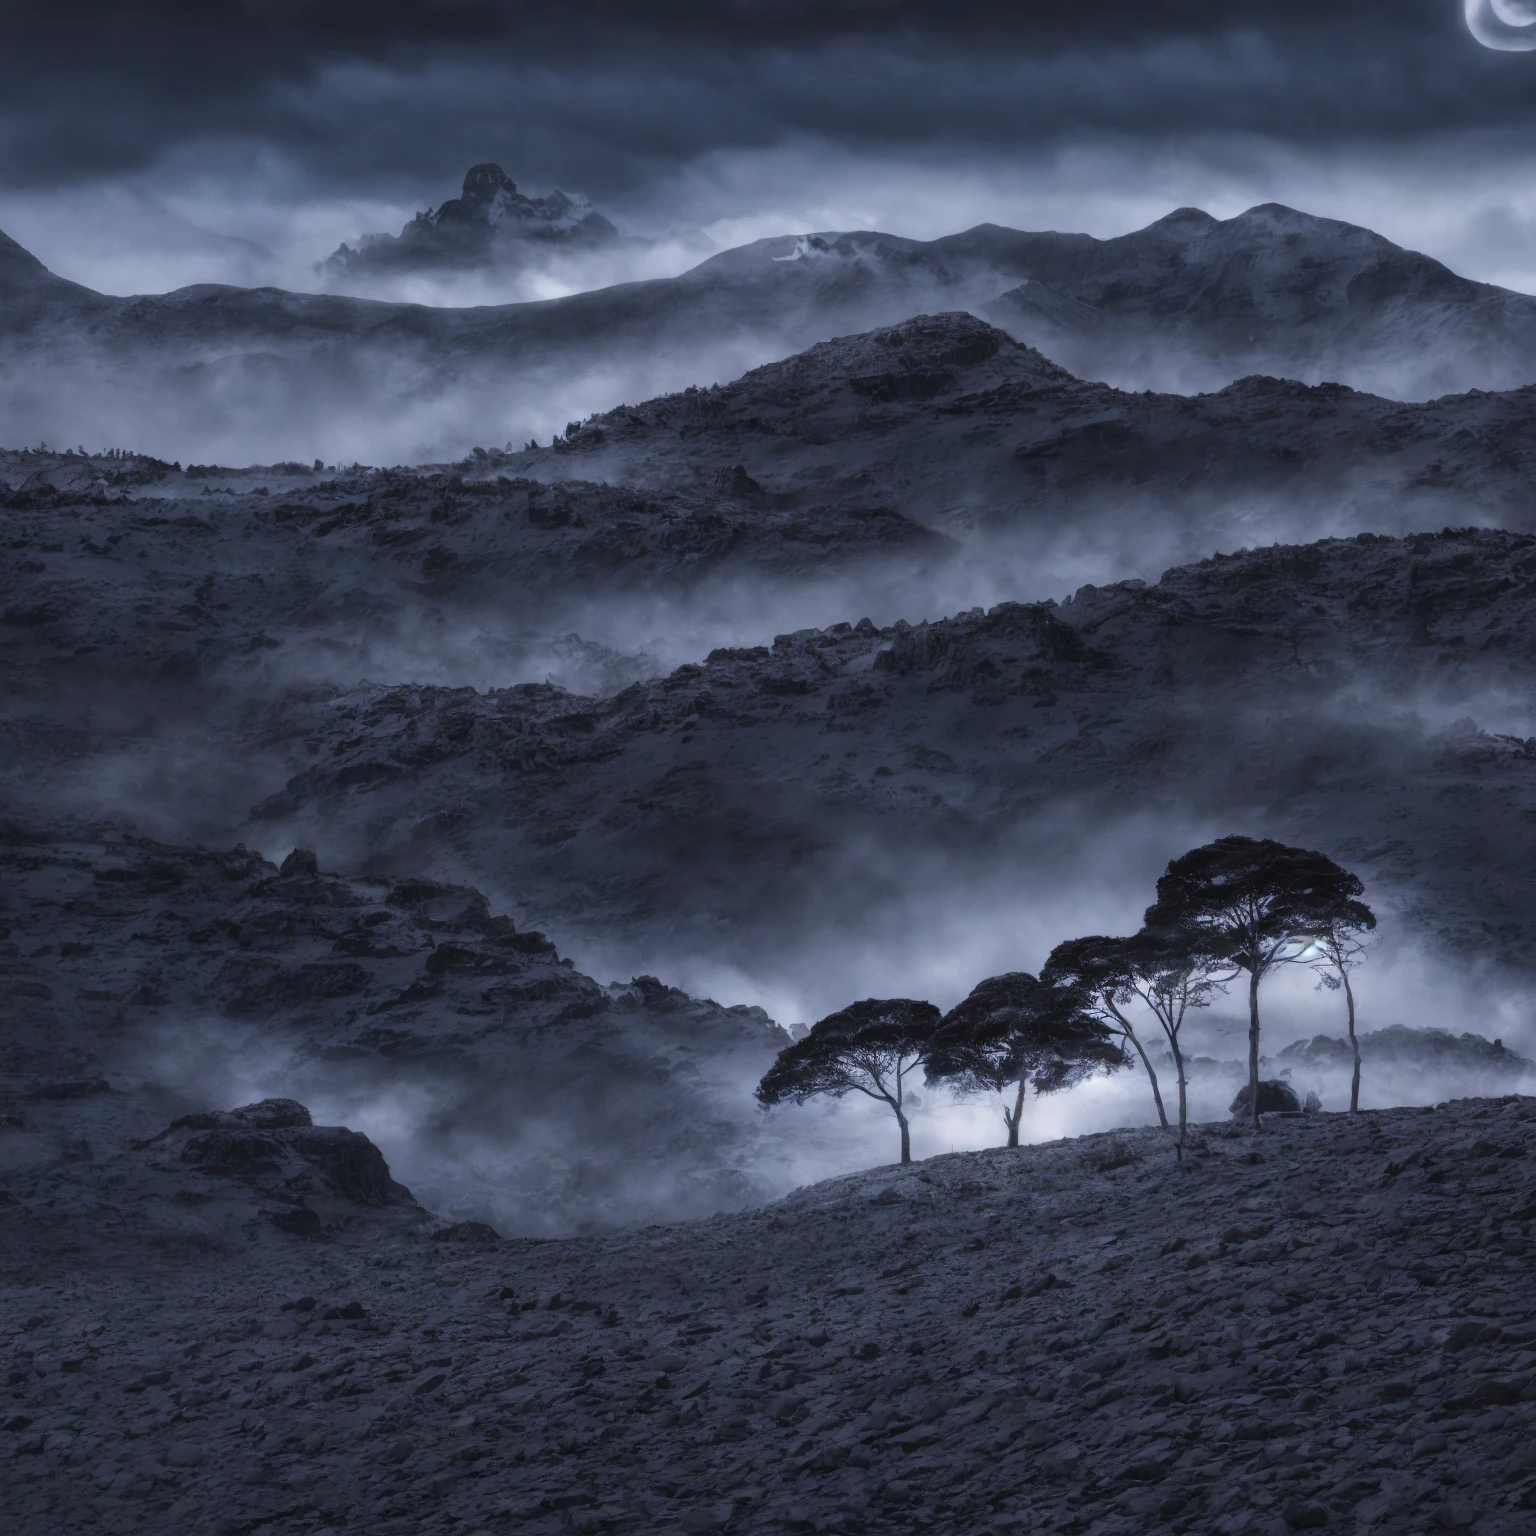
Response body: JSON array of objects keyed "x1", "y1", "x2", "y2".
[
  {"x1": 11, "y1": 136, "x2": 1536, "y2": 1234},
  {"x1": 13, "y1": 133, "x2": 1536, "y2": 303},
  {"x1": 125, "y1": 913, "x2": 1536, "y2": 1239}
]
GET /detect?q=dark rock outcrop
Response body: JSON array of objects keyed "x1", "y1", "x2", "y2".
[
  {"x1": 136, "y1": 1097, "x2": 417, "y2": 1231},
  {"x1": 321, "y1": 163, "x2": 624, "y2": 281}
]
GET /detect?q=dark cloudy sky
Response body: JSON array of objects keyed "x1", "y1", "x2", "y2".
[
  {"x1": 7, "y1": 2, "x2": 1528, "y2": 190},
  {"x1": 7, "y1": 3, "x2": 1536, "y2": 295}
]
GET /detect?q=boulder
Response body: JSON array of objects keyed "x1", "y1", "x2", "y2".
[{"x1": 1230, "y1": 1079, "x2": 1303, "y2": 1116}]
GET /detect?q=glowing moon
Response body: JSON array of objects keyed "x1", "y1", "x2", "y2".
[{"x1": 1468, "y1": 0, "x2": 1536, "y2": 48}]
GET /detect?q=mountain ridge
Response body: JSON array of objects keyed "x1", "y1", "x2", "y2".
[{"x1": 4, "y1": 200, "x2": 1536, "y2": 459}]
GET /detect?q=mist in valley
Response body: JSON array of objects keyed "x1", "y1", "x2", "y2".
[
  {"x1": 93, "y1": 845, "x2": 1536, "y2": 1243},
  {"x1": 9, "y1": 5, "x2": 1536, "y2": 1246},
  {"x1": 13, "y1": 16, "x2": 1536, "y2": 1536}
]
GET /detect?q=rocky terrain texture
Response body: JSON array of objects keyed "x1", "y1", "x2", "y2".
[
  {"x1": 321, "y1": 164, "x2": 626, "y2": 284},
  {"x1": 0, "y1": 437, "x2": 948, "y2": 701},
  {"x1": 516, "y1": 311, "x2": 1536, "y2": 561},
  {"x1": 223, "y1": 526, "x2": 1536, "y2": 989},
  {"x1": 5, "y1": 1094, "x2": 1536, "y2": 1536},
  {"x1": 12, "y1": 309, "x2": 1536, "y2": 726},
  {"x1": 5, "y1": 201, "x2": 1535, "y2": 461},
  {"x1": 0, "y1": 827, "x2": 800, "y2": 1235}
]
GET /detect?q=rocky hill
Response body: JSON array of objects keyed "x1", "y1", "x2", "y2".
[
  {"x1": 515, "y1": 311, "x2": 1536, "y2": 559},
  {"x1": 219, "y1": 527, "x2": 1536, "y2": 997},
  {"x1": 4, "y1": 1092, "x2": 1535, "y2": 1535},
  {"x1": 13, "y1": 311, "x2": 1536, "y2": 720},
  {"x1": 0, "y1": 827, "x2": 802, "y2": 1235},
  {"x1": 10, "y1": 405, "x2": 1536, "y2": 1008},
  {"x1": 0, "y1": 443, "x2": 948, "y2": 706}
]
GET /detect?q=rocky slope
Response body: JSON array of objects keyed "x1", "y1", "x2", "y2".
[
  {"x1": 0, "y1": 442, "x2": 947, "y2": 703},
  {"x1": 10, "y1": 342, "x2": 1536, "y2": 1028},
  {"x1": 514, "y1": 311, "x2": 1536, "y2": 564},
  {"x1": 321, "y1": 164, "x2": 626, "y2": 285},
  {"x1": 4, "y1": 1093, "x2": 1535, "y2": 1536},
  {"x1": 0, "y1": 826, "x2": 801, "y2": 1235},
  {"x1": 12, "y1": 309, "x2": 1536, "y2": 717},
  {"x1": 224, "y1": 527, "x2": 1536, "y2": 998}
]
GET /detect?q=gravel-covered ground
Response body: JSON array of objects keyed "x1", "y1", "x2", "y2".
[{"x1": 6, "y1": 1095, "x2": 1536, "y2": 1535}]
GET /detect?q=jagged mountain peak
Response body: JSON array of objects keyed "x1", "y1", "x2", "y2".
[
  {"x1": 428, "y1": 161, "x2": 604, "y2": 234},
  {"x1": 321, "y1": 162, "x2": 623, "y2": 283},
  {"x1": 460, "y1": 161, "x2": 518, "y2": 208}
]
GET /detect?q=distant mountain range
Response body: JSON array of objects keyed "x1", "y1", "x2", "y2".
[
  {"x1": 979, "y1": 202, "x2": 1536, "y2": 399},
  {"x1": 5, "y1": 201, "x2": 1536, "y2": 460}
]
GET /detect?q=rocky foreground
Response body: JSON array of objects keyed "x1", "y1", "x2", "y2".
[{"x1": 5, "y1": 1096, "x2": 1536, "y2": 1535}]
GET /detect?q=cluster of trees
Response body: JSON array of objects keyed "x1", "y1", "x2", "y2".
[{"x1": 757, "y1": 836, "x2": 1375, "y2": 1162}]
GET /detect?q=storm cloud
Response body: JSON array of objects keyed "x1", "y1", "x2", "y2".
[{"x1": 3, "y1": 3, "x2": 1529, "y2": 197}]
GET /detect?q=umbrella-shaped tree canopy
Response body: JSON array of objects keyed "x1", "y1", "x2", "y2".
[
  {"x1": 925, "y1": 971, "x2": 1120, "y2": 1147},
  {"x1": 757, "y1": 997, "x2": 940, "y2": 1164}
]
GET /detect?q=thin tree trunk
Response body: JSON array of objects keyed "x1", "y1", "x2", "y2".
[
  {"x1": 1003, "y1": 1079, "x2": 1026, "y2": 1149},
  {"x1": 893, "y1": 1057, "x2": 911, "y2": 1164},
  {"x1": 1344, "y1": 966, "x2": 1360, "y2": 1113},
  {"x1": 1123, "y1": 1029, "x2": 1169, "y2": 1129},
  {"x1": 1172, "y1": 1036, "x2": 1188, "y2": 1155},
  {"x1": 1248, "y1": 966, "x2": 1262, "y2": 1132}
]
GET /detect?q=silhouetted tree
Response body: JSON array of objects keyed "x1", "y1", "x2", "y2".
[
  {"x1": 924, "y1": 973, "x2": 1120, "y2": 1147},
  {"x1": 1307, "y1": 910, "x2": 1375, "y2": 1113},
  {"x1": 1043, "y1": 929, "x2": 1226, "y2": 1154},
  {"x1": 756, "y1": 998, "x2": 940, "y2": 1164},
  {"x1": 1043, "y1": 935, "x2": 1162, "y2": 1132},
  {"x1": 1144, "y1": 836, "x2": 1374, "y2": 1132}
]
